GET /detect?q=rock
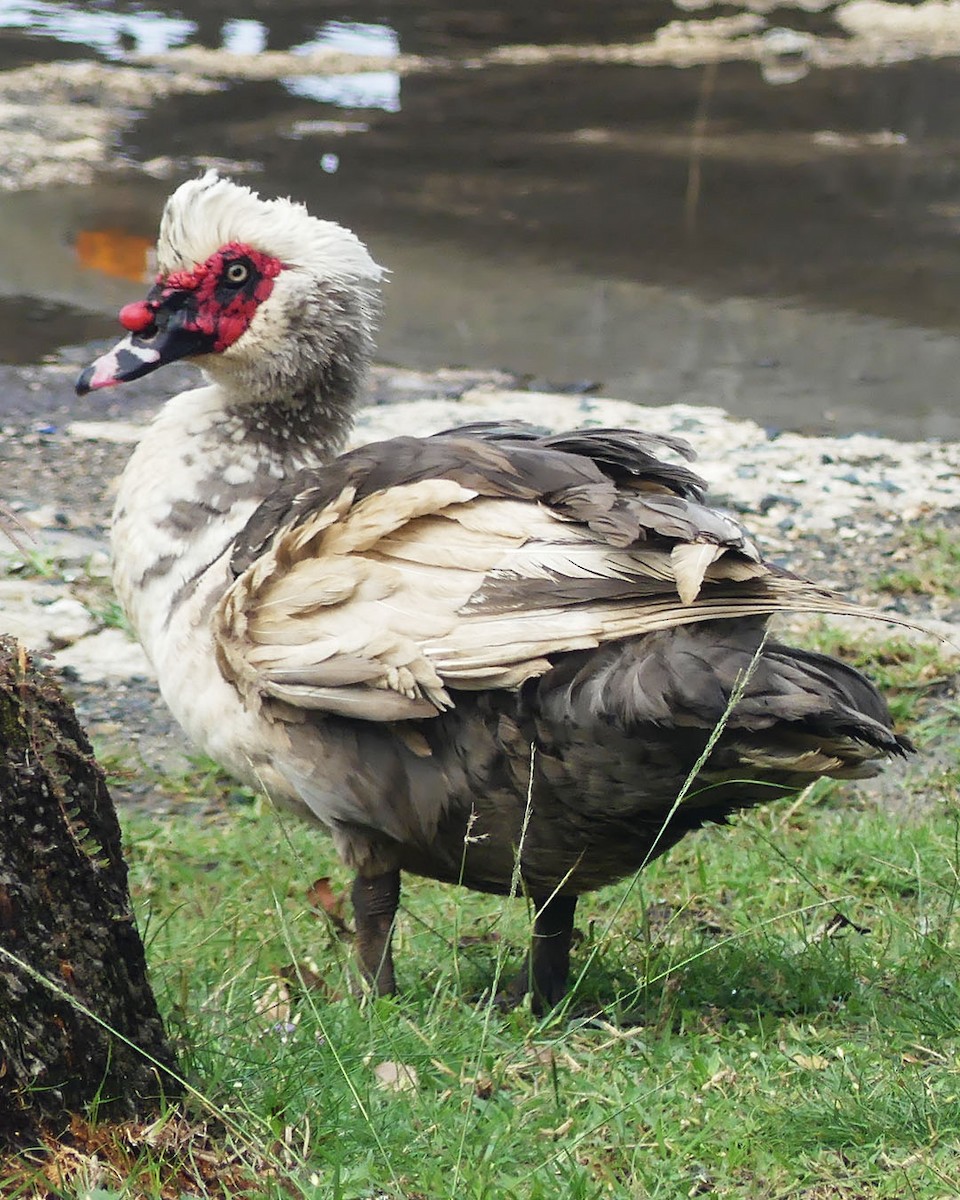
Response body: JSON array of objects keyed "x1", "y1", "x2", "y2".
[
  {"x1": 66, "y1": 421, "x2": 146, "y2": 445},
  {"x1": 54, "y1": 628, "x2": 153, "y2": 683},
  {"x1": 0, "y1": 581, "x2": 97, "y2": 652}
]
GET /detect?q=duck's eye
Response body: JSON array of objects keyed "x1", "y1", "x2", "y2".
[{"x1": 225, "y1": 261, "x2": 249, "y2": 285}]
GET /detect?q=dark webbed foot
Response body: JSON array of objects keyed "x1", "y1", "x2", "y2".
[
  {"x1": 352, "y1": 869, "x2": 401, "y2": 996},
  {"x1": 499, "y1": 894, "x2": 578, "y2": 1015}
]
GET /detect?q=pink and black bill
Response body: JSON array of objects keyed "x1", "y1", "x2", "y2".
[{"x1": 75, "y1": 282, "x2": 219, "y2": 395}]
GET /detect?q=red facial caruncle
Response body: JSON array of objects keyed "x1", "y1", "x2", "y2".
[{"x1": 122, "y1": 242, "x2": 284, "y2": 353}]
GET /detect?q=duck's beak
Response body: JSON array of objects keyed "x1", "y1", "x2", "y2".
[
  {"x1": 76, "y1": 333, "x2": 164, "y2": 395},
  {"x1": 76, "y1": 294, "x2": 215, "y2": 395}
]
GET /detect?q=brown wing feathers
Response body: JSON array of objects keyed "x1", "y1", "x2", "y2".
[
  {"x1": 230, "y1": 424, "x2": 711, "y2": 575},
  {"x1": 217, "y1": 423, "x2": 885, "y2": 722}
]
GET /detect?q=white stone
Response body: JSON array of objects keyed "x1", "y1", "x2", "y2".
[
  {"x1": 0, "y1": 581, "x2": 97, "y2": 651},
  {"x1": 66, "y1": 420, "x2": 147, "y2": 444},
  {"x1": 53, "y1": 628, "x2": 154, "y2": 682}
]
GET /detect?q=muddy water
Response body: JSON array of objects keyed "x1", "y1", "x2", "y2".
[{"x1": 2, "y1": 2, "x2": 960, "y2": 439}]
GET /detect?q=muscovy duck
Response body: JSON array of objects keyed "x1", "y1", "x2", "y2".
[{"x1": 77, "y1": 173, "x2": 911, "y2": 1010}]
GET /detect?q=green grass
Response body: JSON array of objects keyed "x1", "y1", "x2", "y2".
[
  {"x1": 875, "y1": 527, "x2": 960, "y2": 600},
  {"x1": 12, "y1": 770, "x2": 958, "y2": 1200}
]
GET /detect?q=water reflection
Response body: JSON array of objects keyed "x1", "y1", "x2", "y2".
[
  {"x1": 0, "y1": 0, "x2": 194, "y2": 59},
  {"x1": 74, "y1": 229, "x2": 151, "y2": 283},
  {"x1": 297, "y1": 20, "x2": 400, "y2": 59},
  {"x1": 221, "y1": 19, "x2": 267, "y2": 56},
  {"x1": 285, "y1": 21, "x2": 402, "y2": 111},
  {"x1": 281, "y1": 71, "x2": 400, "y2": 111},
  {"x1": 0, "y1": 2, "x2": 404, "y2": 113}
]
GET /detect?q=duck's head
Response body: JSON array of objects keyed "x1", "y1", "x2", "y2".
[{"x1": 77, "y1": 172, "x2": 384, "y2": 411}]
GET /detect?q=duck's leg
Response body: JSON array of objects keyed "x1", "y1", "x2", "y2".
[
  {"x1": 530, "y1": 893, "x2": 578, "y2": 1014},
  {"x1": 500, "y1": 893, "x2": 578, "y2": 1013},
  {"x1": 352, "y1": 869, "x2": 400, "y2": 996}
]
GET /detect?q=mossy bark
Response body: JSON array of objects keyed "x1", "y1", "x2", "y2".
[{"x1": 0, "y1": 636, "x2": 180, "y2": 1150}]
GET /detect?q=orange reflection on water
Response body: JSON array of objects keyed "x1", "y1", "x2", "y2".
[{"x1": 75, "y1": 229, "x2": 151, "y2": 282}]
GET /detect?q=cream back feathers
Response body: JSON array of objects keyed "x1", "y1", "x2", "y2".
[{"x1": 157, "y1": 170, "x2": 384, "y2": 288}]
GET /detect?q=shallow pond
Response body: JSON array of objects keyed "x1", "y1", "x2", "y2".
[{"x1": 2, "y1": 0, "x2": 960, "y2": 439}]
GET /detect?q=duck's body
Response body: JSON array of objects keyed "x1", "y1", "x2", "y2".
[{"x1": 80, "y1": 173, "x2": 910, "y2": 1009}]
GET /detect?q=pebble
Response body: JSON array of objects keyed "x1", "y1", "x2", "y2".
[
  {"x1": 54, "y1": 627, "x2": 152, "y2": 683},
  {"x1": 0, "y1": 581, "x2": 97, "y2": 651}
]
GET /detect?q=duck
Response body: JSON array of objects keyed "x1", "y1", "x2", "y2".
[{"x1": 77, "y1": 172, "x2": 911, "y2": 1012}]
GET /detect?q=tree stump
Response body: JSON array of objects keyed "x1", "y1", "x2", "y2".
[{"x1": 0, "y1": 636, "x2": 180, "y2": 1150}]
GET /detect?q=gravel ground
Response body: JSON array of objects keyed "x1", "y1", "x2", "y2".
[{"x1": 2, "y1": 357, "x2": 958, "y2": 812}]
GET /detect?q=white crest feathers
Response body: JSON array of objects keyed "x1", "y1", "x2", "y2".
[{"x1": 156, "y1": 170, "x2": 384, "y2": 287}]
